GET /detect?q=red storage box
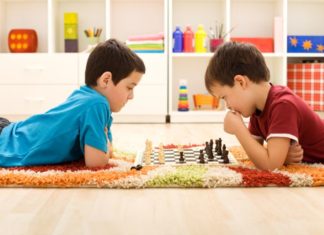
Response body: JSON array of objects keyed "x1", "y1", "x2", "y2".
[
  {"x1": 287, "y1": 63, "x2": 324, "y2": 111},
  {"x1": 231, "y1": 37, "x2": 274, "y2": 52}
]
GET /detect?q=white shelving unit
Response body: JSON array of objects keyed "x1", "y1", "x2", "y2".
[
  {"x1": 0, "y1": 0, "x2": 167, "y2": 123},
  {"x1": 168, "y1": 0, "x2": 324, "y2": 123},
  {"x1": 0, "y1": 0, "x2": 323, "y2": 123}
]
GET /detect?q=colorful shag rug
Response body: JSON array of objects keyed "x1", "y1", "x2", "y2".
[{"x1": 0, "y1": 146, "x2": 324, "y2": 188}]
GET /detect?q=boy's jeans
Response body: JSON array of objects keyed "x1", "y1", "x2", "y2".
[{"x1": 0, "y1": 117, "x2": 10, "y2": 134}]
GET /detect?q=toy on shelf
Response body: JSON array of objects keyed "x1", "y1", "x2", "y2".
[
  {"x1": 195, "y1": 24, "x2": 207, "y2": 53},
  {"x1": 193, "y1": 94, "x2": 219, "y2": 110},
  {"x1": 64, "y1": 12, "x2": 78, "y2": 53},
  {"x1": 287, "y1": 35, "x2": 324, "y2": 53},
  {"x1": 83, "y1": 27, "x2": 102, "y2": 52},
  {"x1": 177, "y1": 79, "x2": 189, "y2": 111},
  {"x1": 173, "y1": 26, "x2": 183, "y2": 52},
  {"x1": 183, "y1": 25, "x2": 194, "y2": 52},
  {"x1": 8, "y1": 29, "x2": 38, "y2": 53}
]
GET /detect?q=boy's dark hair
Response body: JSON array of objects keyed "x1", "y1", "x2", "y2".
[
  {"x1": 205, "y1": 41, "x2": 270, "y2": 92},
  {"x1": 85, "y1": 39, "x2": 145, "y2": 86}
]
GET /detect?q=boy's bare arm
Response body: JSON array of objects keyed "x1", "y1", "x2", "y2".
[
  {"x1": 84, "y1": 144, "x2": 109, "y2": 167},
  {"x1": 224, "y1": 111, "x2": 290, "y2": 170}
]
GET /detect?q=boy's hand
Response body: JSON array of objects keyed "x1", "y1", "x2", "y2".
[
  {"x1": 285, "y1": 142, "x2": 303, "y2": 164},
  {"x1": 224, "y1": 110, "x2": 245, "y2": 134}
]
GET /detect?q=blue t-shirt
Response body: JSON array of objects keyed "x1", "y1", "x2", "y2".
[{"x1": 0, "y1": 85, "x2": 113, "y2": 167}]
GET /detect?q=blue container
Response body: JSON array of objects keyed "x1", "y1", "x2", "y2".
[
  {"x1": 287, "y1": 35, "x2": 324, "y2": 53},
  {"x1": 173, "y1": 26, "x2": 183, "y2": 52}
]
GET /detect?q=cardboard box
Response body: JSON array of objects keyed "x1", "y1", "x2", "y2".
[
  {"x1": 287, "y1": 63, "x2": 324, "y2": 111},
  {"x1": 231, "y1": 37, "x2": 274, "y2": 52},
  {"x1": 287, "y1": 35, "x2": 324, "y2": 53}
]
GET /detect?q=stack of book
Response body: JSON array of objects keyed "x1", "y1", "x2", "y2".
[{"x1": 126, "y1": 33, "x2": 164, "y2": 53}]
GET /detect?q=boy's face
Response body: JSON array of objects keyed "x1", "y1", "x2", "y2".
[
  {"x1": 104, "y1": 71, "x2": 143, "y2": 112},
  {"x1": 209, "y1": 77, "x2": 256, "y2": 117}
]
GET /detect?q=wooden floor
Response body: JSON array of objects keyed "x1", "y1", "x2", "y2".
[{"x1": 1, "y1": 124, "x2": 324, "y2": 235}]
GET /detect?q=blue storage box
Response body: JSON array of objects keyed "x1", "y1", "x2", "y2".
[{"x1": 287, "y1": 35, "x2": 324, "y2": 53}]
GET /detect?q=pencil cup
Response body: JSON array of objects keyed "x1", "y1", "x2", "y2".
[
  {"x1": 84, "y1": 37, "x2": 100, "y2": 52},
  {"x1": 210, "y1": 38, "x2": 223, "y2": 52},
  {"x1": 88, "y1": 37, "x2": 100, "y2": 46}
]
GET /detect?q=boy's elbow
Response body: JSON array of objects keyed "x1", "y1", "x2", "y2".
[
  {"x1": 84, "y1": 144, "x2": 109, "y2": 167},
  {"x1": 254, "y1": 152, "x2": 285, "y2": 171}
]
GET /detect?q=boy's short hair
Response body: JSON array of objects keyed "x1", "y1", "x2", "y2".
[
  {"x1": 85, "y1": 39, "x2": 145, "y2": 86},
  {"x1": 205, "y1": 41, "x2": 270, "y2": 92}
]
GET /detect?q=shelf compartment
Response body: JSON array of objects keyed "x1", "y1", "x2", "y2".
[
  {"x1": 52, "y1": 0, "x2": 106, "y2": 53},
  {"x1": 110, "y1": 0, "x2": 165, "y2": 43},
  {"x1": 0, "y1": 0, "x2": 48, "y2": 53}
]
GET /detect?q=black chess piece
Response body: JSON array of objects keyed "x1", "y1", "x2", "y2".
[
  {"x1": 207, "y1": 144, "x2": 214, "y2": 160},
  {"x1": 217, "y1": 143, "x2": 222, "y2": 156},
  {"x1": 215, "y1": 139, "x2": 219, "y2": 153},
  {"x1": 179, "y1": 151, "x2": 185, "y2": 163},
  {"x1": 222, "y1": 150, "x2": 229, "y2": 164},
  {"x1": 209, "y1": 139, "x2": 213, "y2": 152},
  {"x1": 198, "y1": 149, "x2": 205, "y2": 164},
  {"x1": 205, "y1": 141, "x2": 209, "y2": 151},
  {"x1": 222, "y1": 144, "x2": 226, "y2": 153}
]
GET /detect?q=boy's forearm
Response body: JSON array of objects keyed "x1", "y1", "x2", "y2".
[{"x1": 234, "y1": 126, "x2": 276, "y2": 170}]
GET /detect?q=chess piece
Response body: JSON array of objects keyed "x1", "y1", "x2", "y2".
[
  {"x1": 205, "y1": 141, "x2": 209, "y2": 151},
  {"x1": 144, "y1": 139, "x2": 152, "y2": 165},
  {"x1": 222, "y1": 144, "x2": 226, "y2": 156},
  {"x1": 198, "y1": 149, "x2": 205, "y2": 164},
  {"x1": 179, "y1": 151, "x2": 185, "y2": 163},
  {"x1": 209, "y1": 139, "x2": 214, "y2": 152},
  {"x1": 222, "y1": 150, "x2": 229, "y2": 164},
  {"x1": 217, "y1": 140, "x2": 222, "y2": 156},
  {"x1": 206, "y1": 141, "x2": 214, "y2": 160},
  {"x1": 178, "y1": 145, "x2": 185, "y2": 163},
  {"x1": 215, "y1": 139, "x2": 219, "y2": 153},
  {"x1": 158, "y1": 143, "x2": 165, "y2": 164}
]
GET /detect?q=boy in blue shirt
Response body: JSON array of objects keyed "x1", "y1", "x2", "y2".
[{"x1": 0, "y1": 39, "x2": 145, "y2": 167}]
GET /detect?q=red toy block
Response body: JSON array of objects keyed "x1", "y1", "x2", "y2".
[{"x1": 8, "y1": 29, "x2": 38, "y2": 53}]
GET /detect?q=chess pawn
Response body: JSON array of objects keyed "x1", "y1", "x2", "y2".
[
  {"x1": 222, "y1": 144, "x2": 226, "y2": 154},
  {"x1": 199, "y1": 149, "x2": 205, "y2": 164},
  {"x1": 223, "y1": 150, "x2": 229, "y2": 164},
  {"x1": 179, "y1": 151, "x2": 185, "y2": 163}
]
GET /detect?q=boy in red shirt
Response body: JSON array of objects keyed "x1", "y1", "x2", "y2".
[{"x1": 205, "y1": 41, "x2": 324, "y2": 170}]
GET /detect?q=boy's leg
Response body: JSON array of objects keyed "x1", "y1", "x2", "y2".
[{"x1": 0, "y1": 117, "x2": 11, "y2": 134}]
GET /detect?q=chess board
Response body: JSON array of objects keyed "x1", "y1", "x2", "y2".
[{"x1": 137, "y1": 146, "x2": 238, "y2": 166}]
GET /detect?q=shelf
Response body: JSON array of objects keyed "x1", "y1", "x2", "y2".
[{"x1": 1, "y1": 0, "x2": 323, "y2": 123}]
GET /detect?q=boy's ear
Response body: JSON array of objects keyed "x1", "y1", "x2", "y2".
[
  {"x1": 233, "y1": 75, "x2": 248, "y2": 88},
  {"x1": 97, "y1": 71, "x2": 112, "y2": 88}
]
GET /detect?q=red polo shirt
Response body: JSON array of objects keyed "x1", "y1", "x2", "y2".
[{"x1": 249, "y1": 85, "x2": 324, "y2": 163}]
